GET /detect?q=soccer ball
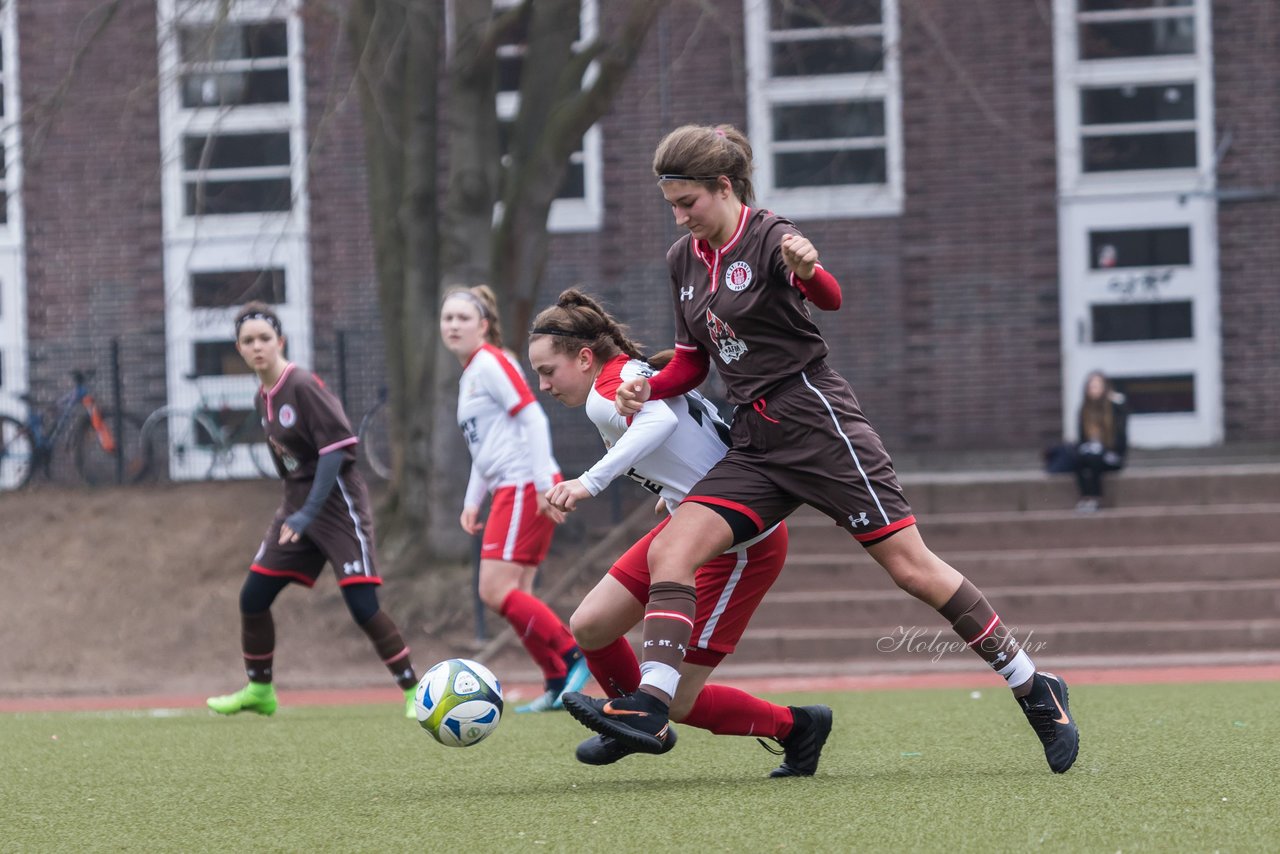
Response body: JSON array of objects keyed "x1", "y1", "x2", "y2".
[{"x1": 413, "y1": 658, "x2": 504, "y2": 747}]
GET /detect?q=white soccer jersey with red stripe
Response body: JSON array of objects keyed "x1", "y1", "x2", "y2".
[
  {"x1": 457, "y1": 343, "x2": 559, "y2": 491},
  {"x1": 581, "y1": 354, "x2": 730, "y2": 512}
]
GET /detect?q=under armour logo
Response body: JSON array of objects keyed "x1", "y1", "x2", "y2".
[
  {"x1": 992, "y1": 651, "x2": 1008, "y2": 667},
  {"x1": 848, "y1": 512, "x2": 871, "y2": 528},
  {"x1": 680, "y1": 286, "x2": 694, "y2": 301}
]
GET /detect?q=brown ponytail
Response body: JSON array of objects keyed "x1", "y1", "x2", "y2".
[
  {"x1": 529, "y1": 289, "x2": 647, "y2": 364},
  {"x1": 653, "y1": 123, "x2": 755, "y2": 206}
]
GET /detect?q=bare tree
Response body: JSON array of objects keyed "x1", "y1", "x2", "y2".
[{"x1": 347, "y1": 0, "x2": 669, "y2": 575}]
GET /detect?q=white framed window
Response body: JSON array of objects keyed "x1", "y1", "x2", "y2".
[
  {"x1": 165, "y1": 241, "x2": 311, "y2": 388},
  {"x1": 489, "y1": 0, "x2": 602, "y2": 232},
  {"x1": 0, "y1": 0, "x2": 27, "y2": 407},
  {"x1": 155, "y1": 0, "x2": 311, "y2": 478},
  {"x1": 157, "y1": 0, "x2": 309, "y2": 240},
  {"x1": 1054, "y1": 0, "x2": 1214, "y2": 197},
  {"x1": 744, "y1": 0, "x2": 903, "y2": 219},
  {"x1": 1053, "y1": 0, "x2": 1222, "y2": 448}
]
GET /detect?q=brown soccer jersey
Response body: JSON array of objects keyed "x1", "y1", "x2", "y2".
[
  {"x1": 251, "y1": 363, "x2": 379, "y2": 585},
  {"x1": 667, "y1": 206, "x2": 828, "y2": 405},
  {"x1": 258, "y1": 363, "x2": 359, "y2": 508}
]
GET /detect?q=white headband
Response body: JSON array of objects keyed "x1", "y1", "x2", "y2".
[{"x1": 446, "y1": 290, "x2": 490, "y2": 318}]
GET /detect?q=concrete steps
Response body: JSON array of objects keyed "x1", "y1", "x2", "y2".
[
  {"x1": 747, "y1": 579, "x2": 1280, "y2": 628},
  {"x1": 898, "y1": 463, "x2": 1280, "y2": 514},
  {"x1": 787, "y1": 503, "x2": 1280, "y2": 551},
  {"x1": 545, "y1": 460, "x2": 1280, "y2": 675},
  {"x1": 729, "y1": 619, "x2": 1280, "y2": 663},
  {"x1": 772, "y1": 542, "x2": 1280, "y2": 591}
]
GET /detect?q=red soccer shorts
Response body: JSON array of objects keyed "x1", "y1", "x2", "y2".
[
  {"x1": 608, "y1": 517, "x2": 788, "y2": 665},
  {"x1": 482, "y1": 482, "x2": 557, "y2": 566}
]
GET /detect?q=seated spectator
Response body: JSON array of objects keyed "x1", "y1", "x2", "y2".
[{"x1": 1074, "y1": 370, "x2": 1128, "y2": 512}]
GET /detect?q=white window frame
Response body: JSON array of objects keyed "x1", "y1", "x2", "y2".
[
  {"x1": 1054, "y1": 0, "x2": 1214, "y2": 199},
  {"x1": 744, "y1": 0, "x2": 904, "y2": 219},
  {"x1": 157, "y1": 0, "x2": 310, "y2": 241},
  {"x1": 1053, "y1": 0, "x2": 1222, "y2": 448},
  {"x1": 156, "y1": 0, "x2": 311, "y2": 477},
  {"x1": 0, "y1": 0, "x2": 27, "y2": 408}
]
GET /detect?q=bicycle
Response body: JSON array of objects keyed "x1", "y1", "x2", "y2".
[
  {"x1": 0, "y1": 369, "x2": 151, "y2": 490},
  {"x1": 139, "y1": 374, "x2": 277, "y2": 482},
  {"x1": 357, "y1": 385, "x2": 391, "y2": 480}
]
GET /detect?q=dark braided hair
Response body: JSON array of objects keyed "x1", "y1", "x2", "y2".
[{"x1": 529, "y1": 289, "x2": 647, "y2": 364}]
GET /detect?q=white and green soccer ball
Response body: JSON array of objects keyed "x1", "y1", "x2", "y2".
[{"x1": 414, "y1": 658, "x2": 504, "y2": 747}]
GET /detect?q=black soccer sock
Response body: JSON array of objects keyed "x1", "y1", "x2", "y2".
[
  {"x1": 359, "y1": 610, "x2": 418, "y2": 690},
  {"x1": 241, "y1": 609, "x2": 275, "y2": 684}
]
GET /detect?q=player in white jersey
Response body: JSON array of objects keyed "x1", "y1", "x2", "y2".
[
  {"x1": 441, "y1": 285, "x2": 588, "y2": 712},
  {"x1": 527, "y1": 289, "x2": 830, "y2": 776}
]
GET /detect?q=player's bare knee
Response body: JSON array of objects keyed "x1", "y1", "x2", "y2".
[
  {"x1": 647, "y1": 535, "x2": 699, "y2": 587},
  {"x1": 887, "y1": 556, "x2": 962, "y2": 607},
  {"x1": 887, "y1": 562, "x2": 932, "y2": 600},
  {"x1": 568, "y1": 607, "x2": 609, "y2": 650},
  {"x1": 477, "y1": 576, "x2": 511, "y2": 612}
]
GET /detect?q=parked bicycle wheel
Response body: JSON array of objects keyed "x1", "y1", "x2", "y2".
[
  {"x1": 75, "y1": 410, "x2": 150, "y2": 486},
  {"x1": 140, "y1": 407, "x2": 221, "y2": 482},
  {"x1": 0, "y1": 414, "x2": 36, "y2": 490},
  {"x1": 359, "y1": 397, "x2": 391, "y2": 480}
]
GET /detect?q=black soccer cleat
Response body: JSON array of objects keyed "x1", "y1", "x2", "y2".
[
  {"x1": 561, "y1": 690, "x2": 673, "y2": 755},
  {"x1": 575, "y1": 727, "x2": 677, "y2": 766},
  {"x1": 762, "y1": 704, "x2": 833, "y2": 778},
  {"x1": 1018, "y1": 671, "x2": 1080, "y2": 773}
]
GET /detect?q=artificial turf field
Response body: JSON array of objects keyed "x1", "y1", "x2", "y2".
[{"x1": 5, "y1": 680, "x2": 1277, "y2": 852}]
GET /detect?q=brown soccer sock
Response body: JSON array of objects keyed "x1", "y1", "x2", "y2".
[
  {"x1": 938, "y1": 579, "x2": 1036, "y2": 696},
  {"x1": 637, "y1": 581, "x2": 697, "y2": 702},
  {"x1": 242, "y1": 609, "x2": 275, "y2": 684},
  {"x1": 359, "y1": 610, "x2": 418, "y2": 690}
]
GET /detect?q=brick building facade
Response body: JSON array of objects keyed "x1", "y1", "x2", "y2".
[{"x1": 0, "y1": 0, "x2": 1274, "y2": 486}]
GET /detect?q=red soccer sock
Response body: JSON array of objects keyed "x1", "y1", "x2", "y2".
[
  {"x1": 582, "y1": 637, "x2": 641, "y2": 698},
  {"x1": 501, "y1": 589, "x2": 575, "y2": 681},
  {"x1": 680, "y1": 683, "x2": 795, "y2": 739}
]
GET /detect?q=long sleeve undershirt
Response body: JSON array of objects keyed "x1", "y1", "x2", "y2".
[
  {"x1": 514, "y1": 402, "x2": 558, "y2": 492},
  {"x1": 646, "y1": 348, "x2": 711, "y2": 402},
  {"x1": 284, "y1": 450, "x2": 343, "y2": 535},
  {"x1": 578, "y1": 401, "x2": 680, "y2": 496}
]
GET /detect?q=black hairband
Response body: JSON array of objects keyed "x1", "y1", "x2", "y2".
[
  {"x1": 236, "y1": 311, "x2": 282, "y2": 336},
  {"x1": 657, "y1": 173, "x2": 722, "y2": 182},
  {"x1": 529, "y1": 326, "x2": 585, "y2": 338}
]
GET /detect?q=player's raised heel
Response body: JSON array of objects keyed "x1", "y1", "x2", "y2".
[
  {"x1": 1018, "y1": 672, "x2": 1079, "y2": 773},
  {"x1": 561, "y1": 690, "x2": 673, "y2": 754},
  {"x1": 763, "y1": 704, "x2": 833, "y2": 777},
  {"x1": 404, "y1": 687, "x2": 417, "y2": 719},
  {"x1": 206, "y1": 682, "x2": 278, "y2": 717}
]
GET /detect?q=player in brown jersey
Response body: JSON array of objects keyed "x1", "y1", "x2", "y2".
[
  {"x1": 206, "y1": 302, "x2": 420, "y2": 719},
  {"x1": 562, "y1": 124, "x2": 1079, "y2": 774}
]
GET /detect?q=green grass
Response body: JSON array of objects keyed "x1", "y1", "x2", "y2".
[{"x1": 3, "y1": 681, "x2": 1277, "y2": 852}]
